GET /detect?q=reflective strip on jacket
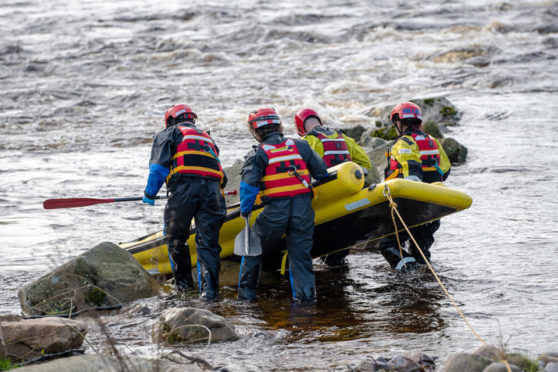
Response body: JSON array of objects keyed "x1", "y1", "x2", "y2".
[
  {"x1": 304, "y1": 128, "x2": 372, "y2": 172},
  {"x1": 261, "y1": 139, "x2": 312, "y2": 198},
  {"x1": 315, "y1": 131, "x2": 351, "y2": 167},
  {"x1": 385, "y1": 131, "x2": 451, "y2": 182},
  {"x1": 167, "y1": 126, "x2": 223, "y2": 183}
]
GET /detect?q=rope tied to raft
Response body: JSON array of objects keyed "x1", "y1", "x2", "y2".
[
  {"x1": 382, "y1": 184, "x2": 512, "y2": 372},
  {"x1": 383, "y1": 186, "x2": 407, "y2": 271}
]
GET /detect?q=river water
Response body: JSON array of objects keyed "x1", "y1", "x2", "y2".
[{"x1": 1, "y1": 0, "x2": 557, "y2": 370}]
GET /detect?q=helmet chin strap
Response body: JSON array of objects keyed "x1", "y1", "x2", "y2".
[{"x1": 393, "y1": 120, "x2": 403, "y2": 136}]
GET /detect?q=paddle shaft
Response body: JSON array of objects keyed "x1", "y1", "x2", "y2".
[
  {"x1": 44, "y1": 190, "x2": 238, "y2": 210},
  {"x1": 43, "y1": 196, "x2": 166, "y2": 209}
]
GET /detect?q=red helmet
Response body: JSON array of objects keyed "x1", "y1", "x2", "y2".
[
  {"x1": 390, "y1": 102, "x2": 422, "y2": 123},
  {"x1": 164, "y1": 104, "x2": 197, "y2": 127},
  {"x1": 294, "y1": 108, "x2": 322, "y2": 136},
  {"x1": 248, "y1": 107, "x2": 282, "y2": 142}
]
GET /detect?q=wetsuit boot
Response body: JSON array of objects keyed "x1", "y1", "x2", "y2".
[
  {"x1": 197, "y1": 261, "x2": 219, "y2": 301},
  {"x1": 321, "y1": 250, "x2": 349, "y2": 269},
  {"x1": 238, "y1": 256, "x2": 261, "y2": 301},
  {"x1": 167, "y1": 238, "x2": 194, "y2": 291},
  {"x1": 293, "y1": 285, "x2": 317, "y2": 303},
  {"x1": 408, "y1": 220, "x2": 439, "y2": 265},
  {"x1": 380, "y1": 246, "x2": 418, "y2": 273}
]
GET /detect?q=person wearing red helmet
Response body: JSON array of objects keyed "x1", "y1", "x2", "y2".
[
  {"x1": 238, "y1": 107, "x2": 328, "y2": 302},
  {"x1": 142, "y1": 104, "x2": 227, "y2": 300},
  {"x1": 380, "y1": 101, "x2": 451, "y2": 272},
  {"x1": 294, "y1": 108, "x2": 373, "y2": 268},
  {"x1": 294, "y1": 108, "x2": 372, "y2": 174}
]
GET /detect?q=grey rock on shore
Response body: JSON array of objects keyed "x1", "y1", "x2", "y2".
[
  {"x1": 11, "y1": 354, "x2": 204, "y2": 372},
  {"x1": 18, "y1": 242, "x2": 159, "y2": 316}
]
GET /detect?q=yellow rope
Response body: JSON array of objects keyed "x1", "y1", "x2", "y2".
[
  {"x1": 383, "y1": 185, "x2": 512, "y2": 372},
  {"x1": 388, "y1": 199, "x2": 408, "y2": 271}
]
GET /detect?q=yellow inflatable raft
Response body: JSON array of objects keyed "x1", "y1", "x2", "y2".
[{"x1": 120, "y1": 162, "x2": 472, "y2": 275}]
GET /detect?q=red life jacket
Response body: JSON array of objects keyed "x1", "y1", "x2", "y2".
[
  {"x1": 167, "y1": 126, "x2": 223, "y2": 183},
  {"x1": 387, "y1": 132, "x2": 442, "y2": 181},
  {"x1": 316, "y1": 131, "x2": 351, "y2": 167},
  {"x1": 261, "y1": 139, "x2": 312, "y2": 198}
]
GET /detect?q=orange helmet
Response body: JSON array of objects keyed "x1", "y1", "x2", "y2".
[
  {"x1": 164, "y1": 104, "x2": 197, "y2": 127},
  {"x1": 390, "y1": 102, "x2": 422, "y2": 123},
  {"x1": 294, "y1": 108, "x2": 322, "y2": 137}
]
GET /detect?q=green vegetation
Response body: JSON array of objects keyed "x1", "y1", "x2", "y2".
[
  {"x1": 375, "y1": 120, "x2": 382, "y2": 127},
  {"x1": 371, "y1": 126, "x2": 398, "y2": 140},
  {"x1": 85, "y1": 287, "x2": 107, "y2": 306},
  {"x1": 423, "y1": 98, "x2": 435, "y2": 106},
  {"x1": 440, "y1": 105, "x2": 457, "y2": 116},
  {"x1": 505, "y1": 353, "x2": 540, "y2": 372},
  {"x1": 0, "y1": 357, "x2": 15, "y2": 371}
]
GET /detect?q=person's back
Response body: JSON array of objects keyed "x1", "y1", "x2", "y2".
[
  {"x1": 294, "y1": 108, "x2": 373, "y2": 267},
  {"x1": 142, "y1": 104, "x2": 227, "y2": 300},
  {"x1": 238, "y1": 107, "x2": 328, "y2": 302},
  {"x1": 295, "y1": 108, "x2": 372, "y2": 174}
]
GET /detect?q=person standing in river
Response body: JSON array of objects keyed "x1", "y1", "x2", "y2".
[
  {"x1": 294, "y1": 108, "x2": 373, "y2": 268},
  {"x1": 380, "y1": 102, "x2": 451, "y2": 272},
  {"x1": 238, "y1": 107, "x2": 328, "y2": 302},
  {"x1": 142, "y1": 104, "x2": 227, "y2": 300}
]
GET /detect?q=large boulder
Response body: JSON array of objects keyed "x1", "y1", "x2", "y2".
[
  {"x1": 153, "y1": 307, "x2": 239, "y2": 344},
  {"x1": 361, "y1": 96, "x2": 461, "y2": 128},
  {"x1": 0, "y1": 316, "x2": 86, "y2": 363},
  {"x1": 422, "y1": 120, "x2": 445, "y2": 138},
  {"x1": 440, "y1": 137, "x2": 468, "y2": 164},
  {"x1": 18, "y1": 242, "x2": 159, "y2": 316},
  {"x1": 363, "y1": 141, "x2": 390, "y2": 180},
  {"x1": 12, "y1": 354, "x2": 204, "y2": 372}
]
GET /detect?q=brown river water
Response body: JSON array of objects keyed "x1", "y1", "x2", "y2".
[{"x1": 1, "y1": 0, "x2": 557, "y2": 370}]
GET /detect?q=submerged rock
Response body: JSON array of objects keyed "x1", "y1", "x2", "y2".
[
  {"x1": 0, "y1": 316, "x2": 86, "y2": 363},
  {"x1": 12, "y1": 354, "x2": 203, "y2": 372},
  {"x1": 153, "y1": 307, "x2": 239, "y2": 344},
  {"x1": 386, "y1": 355, "x2": 422, "y2": 371},
  {"x1": 431, "y1": 45, "x2": 498, "y2": 64},
  {"x1": 353, "y1": 352, "x2": 436, "y2": 372},
  {"x1": 18, "y1": 242, "x2": 159, "y2": 316}
]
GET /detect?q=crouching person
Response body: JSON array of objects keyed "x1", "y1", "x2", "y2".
[{"x1": 238, "y1": 107, "x2": 328, "y2": 302}]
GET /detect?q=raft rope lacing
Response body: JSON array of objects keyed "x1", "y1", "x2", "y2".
[{"x1": 383, "y1": 184, "x2": 512, "y2": 372}]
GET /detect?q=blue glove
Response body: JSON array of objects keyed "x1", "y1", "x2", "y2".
[{"x1": 142, "y1": 195, "x2": 155, "y2": 206}]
